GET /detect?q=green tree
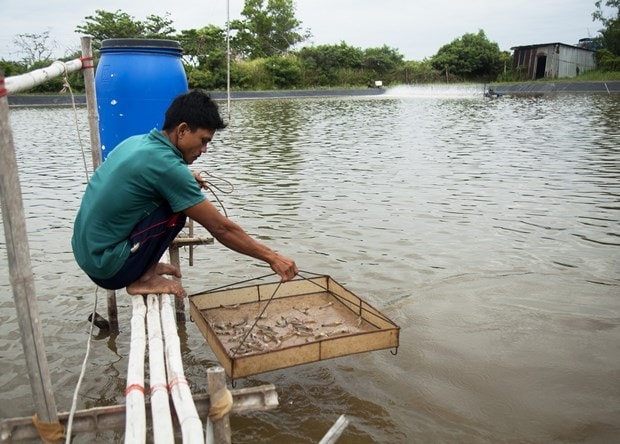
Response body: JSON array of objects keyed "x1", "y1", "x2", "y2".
[
  {"x1": 298, "y1": 42, "x2": 363, "y2": 86},
  {"x1": 362, "y1": 45, "x2": 404, "y2": 78},
  {"x1": 593, "y1": 1, "x2": 620, "y2": 55},
  {"x1": 177, "y1": 25, "x2": 228, "y2": 89},
  {"x1": 143, "y1": 13, "x2": 176, "y2": 38},
  {"x1": 177, "y1": 25, "x2": 227, "y2": 65},
  {"x1": 431, "y1": 30, "x2": 502, "y2": 81},
  {"x1": 265, "y1": 55, "x2": 302, "y2": 88},
  {"x1": 0, "y1": 60, "x2": 24, "y2": 77},
  {"x1": 398, "y1": 59, "x2": 442, "y2": 83},
  {"x1": 298, "y1": 42, "x2": 363, "y2": 71},
  {"x1": 231, "y1": 0, "x2": 310, "y2": 59},
  {"x1": 75, "y1": 10, "x2": 176, "y2": 49}
]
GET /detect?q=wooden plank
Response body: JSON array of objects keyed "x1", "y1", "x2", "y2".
[
  {"x1": 170, "y1": 236, "x2": 213, "y2": 247},
  {"x1": 0, "y1": 386, "x2": 278, "y2": 442}
]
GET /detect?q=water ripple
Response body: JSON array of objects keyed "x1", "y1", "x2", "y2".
[{"x1": 1, "y1": 93, "x2": 620, "y2": 442}]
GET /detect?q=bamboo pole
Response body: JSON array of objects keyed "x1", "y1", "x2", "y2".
[
  {"x1": 146, "y1": 295, "x2": 174, "y2": 443},
  {"x1": 5, "y1": 60, "x2": 82, "y2": 93},
  {"x1": 79, "y1": 36, "x2": 102, "y2": 172},
  {"x1": 318, "y1": 415, "x2": 350, "y2": 444},
  {"x1": 125, "y1": 296, "x2": 147, "y2": 444},
  {"x1": 161, "y1": 291, "x2": 203, "y2": 443},
  {"x1": 0, "y1": 70, "x2": 60, "y2": 426}
]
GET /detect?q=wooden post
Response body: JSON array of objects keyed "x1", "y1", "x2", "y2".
[
  {"x1": 80, "y1": 36, "x2": 102, "y2": 172},
  {"x1": 106, "y1": 290, "x2": 119, "y2": 332},
  {"x1": 168, "y1": 245, "x2": 186, "y2": 322},
  {"x1": 189, "y1": 219, "x2": 194, "y2": 266},
  {"x1": 0, "y1": 70, "x2": 59, "y2": 424},
  {"x1": 80, "y1": 36, "x2": 119, "y2": 332},
  {"x1": 207, "y1": 367, "x2": 231, "y2": 444}
]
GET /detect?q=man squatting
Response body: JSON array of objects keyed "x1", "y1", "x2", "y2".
[{"x1": 72, "y1": 89, "x2": 298, "y2": 297}]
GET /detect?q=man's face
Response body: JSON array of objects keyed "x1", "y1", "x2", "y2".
[{"x1": 176, "y1": 124, "x2": 216, "y2": 164}]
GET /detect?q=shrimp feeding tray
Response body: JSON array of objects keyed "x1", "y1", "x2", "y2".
[{"x1": 189, "y1": 275, "x2": 400, "y2": 379}]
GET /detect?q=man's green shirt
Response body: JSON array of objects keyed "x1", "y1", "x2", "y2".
[{"x1": 72, "y1": 129, "x2": 205, "y2": 279}]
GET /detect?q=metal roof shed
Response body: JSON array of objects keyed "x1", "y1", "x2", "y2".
[{"x1": 511, "y1": 42, "x2": 596, "y2": 80}]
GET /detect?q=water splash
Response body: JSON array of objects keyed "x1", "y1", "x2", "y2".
[{"x1": 384, "y1": 83, "x2": 487, "y2": 99}]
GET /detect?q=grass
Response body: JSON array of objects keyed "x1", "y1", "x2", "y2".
[
  {"x1": 526, "y1": 70, "x2": 620, "y2": 82},
  {"x1": 570, "y1": 70, "x2": 620, "y2": 81}
]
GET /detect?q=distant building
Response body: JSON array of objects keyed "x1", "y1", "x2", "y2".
[{"x1": 510, "y1": 43, "x2": 596, "y2": 80}]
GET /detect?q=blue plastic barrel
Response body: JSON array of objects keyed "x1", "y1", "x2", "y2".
[{"x1": 95, "y1": 39, "x2": 188, "y2": 160}]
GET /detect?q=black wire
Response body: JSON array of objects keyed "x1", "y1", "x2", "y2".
[
  {"x1": 188, "y1": 272, "x2": 277, "y2": 298},
  {"x1": 231, "y1": 280, "x2": 283, "y2": 358}
]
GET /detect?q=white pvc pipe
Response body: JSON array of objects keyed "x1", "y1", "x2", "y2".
[
  {"x1": 161, "y1": 292, "x2": 204, "y2": 443},
  {"x1": 6, "y1": 59, "x2": 83, "y2": 94},
  {"x1": 125, "y1": 296, "x2": 147, "y2": 444},
  {"x1": 147, "y1": 294, "x2": 174, "y2": 443}
]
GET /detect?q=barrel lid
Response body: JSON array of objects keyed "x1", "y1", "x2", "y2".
[{"x1": 101, "y1": 39, "x2": 181, "y2": 50}]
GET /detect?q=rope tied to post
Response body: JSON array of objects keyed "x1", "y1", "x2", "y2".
[
  {"x1": 31, "y1": 414, "x2": 64, "y2": 443},
  {"x1": 79, "y1": 56, "x2": 94, "y2": 70},
  {"x1": 208, "y1": 386, "x2": 233, "y2": 421}
]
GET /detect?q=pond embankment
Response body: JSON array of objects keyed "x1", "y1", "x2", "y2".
[
  {"x1": 6, "y1": 88, "x2": 386, "y2": 107},
  {"x1": 6, "y1": 81, "x2": 620, "y2": 107}
]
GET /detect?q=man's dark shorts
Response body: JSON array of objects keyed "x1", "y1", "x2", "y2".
[{"x1": 89, "y1": 203, "x2": 186, "y2": 290}]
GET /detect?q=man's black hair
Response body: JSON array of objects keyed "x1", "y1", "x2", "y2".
[{"x1": 162, "y1": 89, "x2": 227, "y2": 131}]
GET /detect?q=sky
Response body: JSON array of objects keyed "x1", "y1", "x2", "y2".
[{"x1": 0, "y1": 0, "x2": 607, "y2": 62}]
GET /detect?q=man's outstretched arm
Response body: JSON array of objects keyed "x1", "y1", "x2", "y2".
[{"x1": 183, "y1": 200, "x2": 298, "y2": 281}]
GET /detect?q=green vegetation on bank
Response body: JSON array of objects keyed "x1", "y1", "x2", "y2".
[{"x1": 2, "y1": 1, "x2": 619, "y2": 93}]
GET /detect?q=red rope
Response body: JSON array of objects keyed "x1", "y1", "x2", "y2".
[
  {"x1": 124, "y1": 383, "x2": 145, "y2": 396},
  {"x1": 80, "y1": 56, "x2": 94, "y2": 70},
  {"x1": 150, "y1": 383, "x2": 170, "y2": 394},
  {"x1": 168, "y1": 376, "x2": 189, "y2": 390}
]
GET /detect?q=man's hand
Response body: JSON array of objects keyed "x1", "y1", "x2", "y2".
[
  {"x1": 192, "y1": 170, "x2": 208, "y2": 189},
  {"x1": 269, "y1": 254, "x2": 299, "y2": 282}
]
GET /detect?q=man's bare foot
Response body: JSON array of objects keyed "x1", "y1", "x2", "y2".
[
  {"x1": 154, "y1": 262, "x2": 182, "y2": 278},
  {"x1": 127, "y1": 274, "x2": 187, "y2": 298}
]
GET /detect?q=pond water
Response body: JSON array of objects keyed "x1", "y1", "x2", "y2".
[{"x1": 1, "y1": 86, "x2": 619, "y2": 443}]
